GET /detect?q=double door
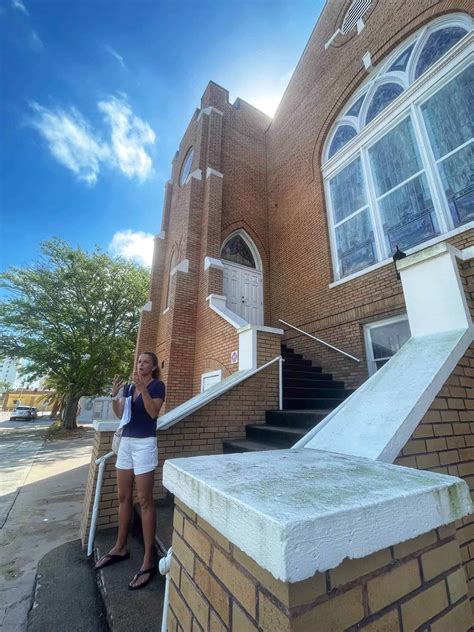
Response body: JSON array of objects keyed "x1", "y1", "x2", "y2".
[{"x1": 222, "y1": 262, "x2": 263, "y2": 325}]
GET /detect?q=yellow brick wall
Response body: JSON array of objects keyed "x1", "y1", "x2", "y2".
[{"x1": 168, "y1": 502, "x2": 472, "y2": 632}]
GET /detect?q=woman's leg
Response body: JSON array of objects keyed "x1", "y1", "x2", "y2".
[
  {"x1": 114, "y1": 468, "x2": 135, "y2": 551},
  {"x1": 94, "y1": 468, "x2": 134, "y2": 568},
  {"x1": 130, "y1": 470, "x2": 155, "y2": 587}
]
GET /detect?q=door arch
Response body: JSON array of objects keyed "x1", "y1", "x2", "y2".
[{"x1": 220, "y1": 231, "x2": 264, "y2": 325}]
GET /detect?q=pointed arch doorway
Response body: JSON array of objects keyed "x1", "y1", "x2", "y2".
[{"x1": 221, "y1": 231, "x2": 264, "y2": 325}]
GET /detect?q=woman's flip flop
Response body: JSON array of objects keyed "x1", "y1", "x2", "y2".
[
  {"x1": 128, "y1": 566, "x2": 157, "y2": 590},
  {"x1": 94, "y1": 552, "x2": 130, "y2": 570}
]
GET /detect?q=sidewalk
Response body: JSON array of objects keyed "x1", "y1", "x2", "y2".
[{"x1": 0, "y1": 427, "x2": 94, "y2": 631}]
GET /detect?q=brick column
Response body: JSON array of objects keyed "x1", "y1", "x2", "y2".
[{"x1": 168, "y1": 502, "x2": 472, "y2": 632}]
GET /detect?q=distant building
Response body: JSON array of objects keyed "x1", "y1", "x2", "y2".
[{"x1": 0, "y1": 357, "x2": 18, "y2": 387}]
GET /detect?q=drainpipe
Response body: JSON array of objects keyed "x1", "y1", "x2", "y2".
[
  {"x1": 159, "y1": 548, "x2": 173, "y2": 632},
  {"x1": 87, "y1": 451, "x2": 114, "y2": 557}
]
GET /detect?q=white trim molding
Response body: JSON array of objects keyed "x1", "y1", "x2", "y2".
[
  {"x1": 207, "y1": 294, "x2": 248, "y2": 330},
  {"x1": 189, "y1": 169, "x2": 202, "y2": 182},
  {"x1": 204, "y1": 257, "x2": 224, "y2": 271},
  {"x1": 92, "y1": 420, "x2": 119, "y2": 432},
  {"x1": 171, "y1": 258, "x2": 190, "y2": 276},
  {"x1": 197, "y1": 106, "x2": 224, "y2": 121},
  {"x1": 206, "y1": 167, "x2": 223, "y2": 179}
]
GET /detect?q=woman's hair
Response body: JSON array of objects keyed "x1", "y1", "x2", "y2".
[{"x1": 140, "y1": 351, "x2": 160, "y2": 379}]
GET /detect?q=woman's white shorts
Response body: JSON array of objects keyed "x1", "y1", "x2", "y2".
[{"x1": 115, "y1": 436, "x2": 158, "y2": 475}]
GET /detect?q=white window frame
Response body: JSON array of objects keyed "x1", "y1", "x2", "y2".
[
  {"x1": 201, "y1": 370, "x2": 222, "y2": 393},
  {"x1": 322, "y1": 14, "x2": 473, "y2": 281},
  {"x1": 363, "y1": 314, "x2": 410, "y2": 376}
]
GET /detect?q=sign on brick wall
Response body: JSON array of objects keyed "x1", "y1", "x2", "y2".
[{"x1": 230, "y1": 350, "x2": 238, "y2": 364}]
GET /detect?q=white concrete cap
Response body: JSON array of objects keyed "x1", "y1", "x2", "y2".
[
  {"x1": 300, "y1": 328, "x2": 472, "y2": 461},
  {"x1": 164, "y1": 449, "x2": 471, "y2": 583}
]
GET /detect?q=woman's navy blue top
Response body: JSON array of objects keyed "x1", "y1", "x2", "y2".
[{"x1": 122, "y1": 379, "x2": 166, "y2": 438}]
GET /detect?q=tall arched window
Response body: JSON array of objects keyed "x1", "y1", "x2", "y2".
[{"x1": 323, "y1": 14, "x2": 472, "y2": 280}]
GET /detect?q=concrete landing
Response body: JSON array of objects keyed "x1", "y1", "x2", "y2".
[{"x1": 95, "y1": 528, "x2": 165, "y2": 632}]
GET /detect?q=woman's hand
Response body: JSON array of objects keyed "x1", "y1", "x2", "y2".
[
  {"x1": 132, "y1": 371, "x2": 147, "y2": 393},
  {"x1": 111, "y1": 375, "x2": 125, "y2": 397}
]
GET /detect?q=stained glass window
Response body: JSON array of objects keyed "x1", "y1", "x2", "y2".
[
  {"x1": 346, "y1": 94, "x2": 366, "y2": 118},
  {"x1": 422, "y1": 64, "x2": 474, "y2": 226},
  {"x1": 369, "y1": 118, "x2": 438, "y2": 251},
  {"x1": 221, "y1": 235, "x2": 256, "y2": 268},
  {"x1": 365, "y1": 83, "x2": 404, "y2": 124},
  {"x1": 328, "y1": 125, "x2": 357, "y2": 158},
  {"x1": 329, "y1": 159, "x2": 376, "y2": 275},
  {"x1": 389, "y1": 43, "x2": 415, "y2": 72},
  {"x1": 179, "y1": 148, "x2": 194, "y2": 186},
  {"x1": 415, "y1": 27, "x2": 467, "y2": 79},
  {"x1": 323, "y1": 17, "x2": 473, "y2": 280}
]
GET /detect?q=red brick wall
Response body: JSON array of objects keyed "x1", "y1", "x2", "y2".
[{"x1": 266, "y1": 0, "x2": 474, "y2": 387}]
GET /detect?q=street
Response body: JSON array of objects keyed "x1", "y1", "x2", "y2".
[{"x1": 0, "y1": 413, "x2": 94, "y2": 631}]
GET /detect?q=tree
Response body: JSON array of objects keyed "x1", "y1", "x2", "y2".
[{"x1": 0, "y1": 239, "x2": 150, "y2": 429}]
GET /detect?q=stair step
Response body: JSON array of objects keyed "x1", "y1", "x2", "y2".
[
  {"x1": 284, "y1": 377, "x2": 344, "y2": 388},
  {"x1": 284, "y1": 386, "x2": 351, "y2": 398},
  {"x1": 266, "y1": 409, "x2": 332, "y2": 427},
  {"x1": 223, "y1": 439, "x2": 280, "y2": 453},
  {"x1": 284, "y1": 369, "x2": 330, "y2": 380},
  {"x1": 283, "y1": 397, "x2": 345, "y2": 410},
  {"x1": 246, "y1": 424, "x2": 307, "y2": 447},
  {"x1": 281, "y1": 351, "x2": 303, "y2": 360},
  {"x1": 282, "y1": 357, "x2": 313, "y2": 367}
]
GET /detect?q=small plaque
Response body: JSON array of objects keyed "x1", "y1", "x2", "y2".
[{"x1": 230, "y1": 350, "x2": 238, "y2": 364}]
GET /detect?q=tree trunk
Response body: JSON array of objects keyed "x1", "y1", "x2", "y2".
[
  {"x1": 51, "y1": 399, "x2": 60, "y2": 420},
  {"x1": 61, "y1": 394, "x2": 80, "y2": 430}
]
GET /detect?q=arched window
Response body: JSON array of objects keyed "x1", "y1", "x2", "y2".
[
  {"x1": 323, "y1": 14, "x2": 472, "y2": 280},
  {"x1": 221, "y1": 234, "x2": 256, "y2": 268},
  {"x1": 328, "y1": 125, "x2": 357, "y2": 159},
  {"x1": 179, "y1": 148, "x2": 194, "y2": 186},
  {"x1": 165, "y1": 250, "x2": 177, "y2": 309},
  {"x1": 365, "y1": 83, "x2": 404, "y2": 124}
]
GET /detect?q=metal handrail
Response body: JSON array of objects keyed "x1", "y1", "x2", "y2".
[
  {"x1": 279, "y1": 319, "x2": 361, "y2": 363},
  {"x1": 87, "y1": 450, "x2": 115, "y2": 557}
]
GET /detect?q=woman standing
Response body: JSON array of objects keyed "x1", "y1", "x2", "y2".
[{"x1": 94, "y1": 352, "x2": 165, "y2": 590}]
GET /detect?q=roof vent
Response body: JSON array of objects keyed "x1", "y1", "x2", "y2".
[
  {"x1": 325, "y1": 0, "x2": 372, "y2": 49},
  {"x1": 341, "y1": 0, "x2": 372, "y2": 34}
]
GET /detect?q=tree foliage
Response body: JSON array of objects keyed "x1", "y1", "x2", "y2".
[{"x1": 0, "y1": 239, "x2": 150, "y2": 428}]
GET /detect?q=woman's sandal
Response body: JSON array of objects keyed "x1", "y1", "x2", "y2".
[
  {"x1": 128, "y1": 566, "x2": 157, "y2": 591},
  {"x1": 94, "y1": 552, "x2": 130, "y2": 570}
]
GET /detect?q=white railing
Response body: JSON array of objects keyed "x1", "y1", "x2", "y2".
[
  {"x1": 87, "y1": 450, "x2": 115, "y2": 557},
  {"x1": 156, "y1": 354, "x2": 285, "y2": 431},
  {"x1": 279, "y1": 319, "x2": 360, "y2": 363}
]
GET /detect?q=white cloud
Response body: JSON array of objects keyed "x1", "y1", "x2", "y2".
[
  {"x1": 109, "y1": 230, "x2": 155, "y2": 267},
  {"x1": 29, "y1": 102, "x2": 109, "y2": 184},
  {"x1": 105, "y1": 45, "x2": 126, "y2": 69},
  {"x1": 11, "y1": 0, "x2": 29, "y2": 15},
  {"x1": 98, "y1": 97, "x2": 155, "y2": 182},
  {"x1": 29, "y1": 95, "x2": 155, "y2": 185}
]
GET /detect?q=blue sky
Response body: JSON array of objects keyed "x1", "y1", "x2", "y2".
[{"x1": 1, "y1": 0, "x2": 323, "y2": 271}]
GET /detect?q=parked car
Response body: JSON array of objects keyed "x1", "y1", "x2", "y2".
[{"x1": 10, "y1": 406, "x2": 38, "y2": 421}]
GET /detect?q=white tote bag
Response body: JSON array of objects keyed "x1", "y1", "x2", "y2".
[{"x1": 112, "y1": 387, "x2": 133, "y2": 455}]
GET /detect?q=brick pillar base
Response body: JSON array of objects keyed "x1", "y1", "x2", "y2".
[{"x1": 168, "y1": 501, "x2": 472, "y2": 632}]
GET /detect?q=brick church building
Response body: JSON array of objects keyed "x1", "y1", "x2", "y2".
[
  {"x1": 136, "y1": 0, "x2": 473, "y2": 407},
  {"x1": 83, "y1": 2, "x2": 474, "y2": 628}
]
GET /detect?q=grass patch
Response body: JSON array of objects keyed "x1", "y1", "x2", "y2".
[{"x1": 45, "y1": 420, "x2": 90, "y2": 441}]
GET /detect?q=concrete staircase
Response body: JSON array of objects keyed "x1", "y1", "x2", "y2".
[{"x1": 223, "y1": 342, "x2": 352, "y2": 453}]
